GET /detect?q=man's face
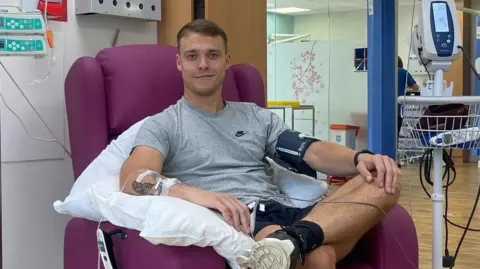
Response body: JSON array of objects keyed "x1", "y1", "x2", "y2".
[{"x1": 176, "y1": 32, "x2": 230, "y2": 96}]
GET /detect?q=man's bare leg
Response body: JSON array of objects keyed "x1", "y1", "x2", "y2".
[
  {"x1": 236, "y1": 175, "x2": 400, "y2": 269},
  {"x1": 302, "y1": 174, "x2": 400, "y2": 245},
  {"x1": 323, "y1": 174, "x2": 365, "y2": 200},
  {"x1": 251, "y1": 176, "x2": 383, "y2": 269}
]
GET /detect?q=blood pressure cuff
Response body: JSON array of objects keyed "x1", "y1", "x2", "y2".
[{"x1": 274, "y1": 130, "x2": 319, "y2": 178}]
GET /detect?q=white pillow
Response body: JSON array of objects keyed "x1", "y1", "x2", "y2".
[
  {"x1": 53, "y1": 117, "x2": 150, "y2": 221},
  {"x1": 87, "y1": 181, "x2": 254, "y2": 269},
  {"x1": 267, "y1": 157, "x2": 328, "y2": 208},
  {"x1": 87, "y1": 181, "x2": 151, "y2": 230}
]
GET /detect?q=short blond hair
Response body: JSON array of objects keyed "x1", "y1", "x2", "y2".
[{"x1": 176, "y1": 19, "x2": 228, "y2": 52}]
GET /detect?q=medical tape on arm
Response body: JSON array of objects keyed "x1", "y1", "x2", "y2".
[
  {"x1": 134, "y1": 170, "x2": 181, "y2": 196},
  {"x1": 135, "y1": 170, "x2": 156, "y2": 182},
  {"x1": 154, "y1": 177, "x2": 181, "y2": 196}
]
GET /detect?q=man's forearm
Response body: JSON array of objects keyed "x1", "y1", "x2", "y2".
[
  {"x1": 119, "y1": 167, "x2": 204, "y2": 203},
  {"x1": 128, "y1": 176, "x2": 216, "y2": 210},
  {"x1": 303, "y1": 141, "x2": 358, "y2": 177},
  {"x1": 119, "y1": 162, "x2": 159, "y2": 195},
  {"x1": 168, "y1": 183, "x2": 205, "y2": 202},
  {"x1": 120, "y1": 171, "x2": 164, "y2": 196}
]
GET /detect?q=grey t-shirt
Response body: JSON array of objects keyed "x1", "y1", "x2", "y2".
[{"x1": 133, "y1": 97, "x2": 292, "y2": 206}]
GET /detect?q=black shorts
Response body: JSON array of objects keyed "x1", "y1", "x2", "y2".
[{"x1": 253, "y1": 200, "x2": 317, "y2": 236}]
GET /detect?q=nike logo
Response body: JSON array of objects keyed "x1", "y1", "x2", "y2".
[{"x1": 235, "y1": 131, "x2": 247, "y2": 137}]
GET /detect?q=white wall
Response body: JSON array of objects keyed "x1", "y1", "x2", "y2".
[
  {"x1": 1, "y1": 1, "x2": 157, "y2": 269},
  {"x1": 292, "y1": 5, "x2": 426, "y2": 149}
]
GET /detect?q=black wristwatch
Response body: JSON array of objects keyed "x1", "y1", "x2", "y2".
[{"x1": 354, "y1": 149, "x2": 374, "y2": 167}]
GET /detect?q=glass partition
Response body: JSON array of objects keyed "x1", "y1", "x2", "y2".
[
  {"x1": 266, "y1": 0, "x2": 331, "y2": 141},
  {"x1": 324, "y1": 1, "x2": 368, "y2": 150},
  {"x1": 397, "y1": 0, "x2": 429, "y2": 164},
  {"x1": 266, "y1": 0, "x2": 369, "y2": 150}
]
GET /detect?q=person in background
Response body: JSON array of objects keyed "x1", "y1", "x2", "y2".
[{"x1": 397, "y1": 56, "x2": 420, "y2": 136}]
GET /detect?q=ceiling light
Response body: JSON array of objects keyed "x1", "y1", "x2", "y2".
[{"x1": 267, "y1": 7, "x2": 311, "y2": 14}]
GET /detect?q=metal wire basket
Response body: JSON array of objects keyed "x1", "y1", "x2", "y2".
[{"x1": 398, "y1": 96, "x2": 480, "y2": 149}]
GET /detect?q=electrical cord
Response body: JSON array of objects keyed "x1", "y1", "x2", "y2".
[
  {"x1": 29, "y1": 0, "x2": 56, "y2": 85},
  {"x1": 0, "y1": 60, "x2": 71, "y2": 157},
  {"x1": 419, "y1": 148, "x2": 480, "y2": 268},
  {"x1": 457, "y1": 46, "x2": 480, "y2": 81},
  {"x1": 448, "y1": 45, "x2": 480, "y2": 268},
  {"x1": 0, "y1": 6, "x2": 131, "y2": 160},
  {"x1": 404, "y1": 40, "x2": 480, "y2": 269},
  {"x1": 0, "y1": 2, "x2": 65, "y2": 158},
  {"x1": 418, "y1": 49, "x2": 432, "y2": 80},
  {"x1": 96, "y1": 177, "x2": 130, "y2": 269}
]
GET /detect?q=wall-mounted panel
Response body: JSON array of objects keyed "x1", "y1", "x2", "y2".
[{"x1": 76, "y1": 0, "x2": 161, "y2": 21}]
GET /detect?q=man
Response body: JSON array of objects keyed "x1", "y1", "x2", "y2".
[
  {"x1": 397, "y1": 56, "x2": 420, "y2": 136},
  {"x1": 398, "y1": 56, "x2": 420, "y2": 94},
  {"x1": 119, "y1": 19, "x2": 402, "y2": 269}
]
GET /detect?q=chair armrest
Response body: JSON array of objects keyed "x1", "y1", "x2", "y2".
[
  {"x1": 64, "y1": 218, "x2": 225, "y2": 269},
  {"x1": 351, "y1": 204, "x2": 419, "y2": 269}
]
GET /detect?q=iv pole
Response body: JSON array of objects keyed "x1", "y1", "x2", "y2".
[{"x1": 400, "y1": 3, "x2": 480, "y2": 269}]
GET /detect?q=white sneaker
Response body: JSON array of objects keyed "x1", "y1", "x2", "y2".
[{"x1": 236, "y1": 238, "x2": 297, "y2": 269}]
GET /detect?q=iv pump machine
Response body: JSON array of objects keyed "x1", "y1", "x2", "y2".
[{"x1": 0, "y1": 7, "x2": 48, "y2": 56}]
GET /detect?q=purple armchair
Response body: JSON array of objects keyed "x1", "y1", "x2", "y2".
[{"x1": 64, "y1": 44, "x2": 418, "y2": 269}]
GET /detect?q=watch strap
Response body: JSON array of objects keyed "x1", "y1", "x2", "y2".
[{"x1": 354, "y1": 149, "x2": 374, "y2": 167}]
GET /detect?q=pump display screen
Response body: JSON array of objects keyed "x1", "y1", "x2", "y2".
[
  {"x1": 0, "y1": 40, "x2": 4, "y2": 49},
  {"x1": 432, "y1": 2, "x2": 449, "y2": 32}
]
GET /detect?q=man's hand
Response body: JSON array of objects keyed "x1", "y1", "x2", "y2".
[
  {"x1": 356, "y1": 154, "x2": 401, "y2": 195},
  {"x1": 203, "y1": 193, "x2": 251, "y2": 235},
  {"x1": 175, "y1": 185, "x2": 251, "y2": 234}
]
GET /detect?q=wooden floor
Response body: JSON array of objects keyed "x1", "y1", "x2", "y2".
[
  {"x1": 328, "y1": 161, "x2": 479, "y2": 269},
  {"x1": 397, "y1": 161, "x2": 480, "y2": 269}
]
